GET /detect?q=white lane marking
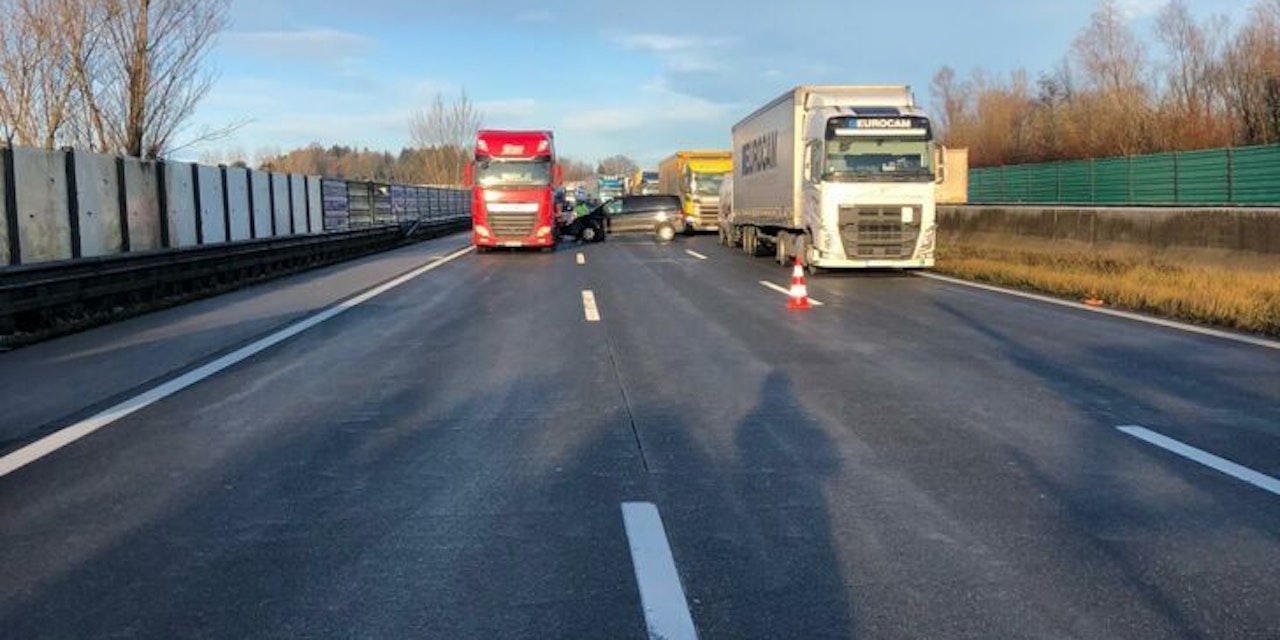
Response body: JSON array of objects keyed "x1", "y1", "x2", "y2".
[
  {"x1": 576, "y1": 252, "x2": 586, "y2": 265},
  {"x1": 621, "y1": 502, "x2": 699, "y2": 640},
  {"x1": 758, "y1": 281, "x2": 824, "y2": 306},
  {"x1": 1118, "y1": 426, "x2": 1280, "y2": 496},
  {"x1": 582, "y1": 290, "x2": 601, "y2": 322},
  {"x1": 684, "y1": 249, "x2": 708, "y2": 260},
  {"x1": 919, "y1": 272, "x2": 1280, "y2": 351},
  {"x1": 0, "y1": 245, "x2": 475, "y2": 479}
]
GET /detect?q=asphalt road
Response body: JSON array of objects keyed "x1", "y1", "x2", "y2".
[{"x1": 1, "y1": 233, "x2": 1277, "y2": 639}]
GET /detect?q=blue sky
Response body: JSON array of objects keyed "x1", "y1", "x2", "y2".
[{"x1": 185, "y1": 0, "x2": 1249, "y2": 168}]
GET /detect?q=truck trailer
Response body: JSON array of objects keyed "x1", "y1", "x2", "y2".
[
  {"x1": 658, "y1": 151, "x2": 732, "y2": 233},
  {"x1": 724, "y1": 85, "x2": 942, "y2": 269},
  {"x1": 467, "y1": 129, "x2": 561, "y2": 251}
]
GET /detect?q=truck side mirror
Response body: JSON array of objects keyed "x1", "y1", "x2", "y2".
[
  {"x1": 555, "y1": 165, "x2": 563, "y2": 186},
  {"x1": 935, "y1": 146, "x2": 948, "y2": 185},
  {"x1": 463, "y1": 163, "x2": 474, "y2": 187}
]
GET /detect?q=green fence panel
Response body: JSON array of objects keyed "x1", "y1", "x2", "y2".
[
  {"x1": 968, "y1": 168, "x2": 1000, "y2": 203},
  {"x1": 1129, "y1": 152, "x2": 1176, "y2": 204},
  {"x1": 1231, "y1": 146, "x2": 1280, "y2": 205},
  {"x1": 1002, "y1": 165, "x2": 1030, "y2": 203},
  {"x1": 966, "y1": 143, "x2": 1280, "y2": 206},
  {"x1": 1177, "y1": 149, "x2": 1229, "y2": 204},
  {"x1": 1058, "y1": 161, "x2": 1093, "y2": 204},
  {"x1": 1027, "y1": 164, "x2": 1059, "y2": 202},
  {"x1": 1093, "y1": 157, "x2": 1130, "y2": 204}
]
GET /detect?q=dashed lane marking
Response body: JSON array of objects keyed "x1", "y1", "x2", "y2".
[
  {"x1": 1118, "y1": 425, "x2": 1280, "y2": 496},
  {"x1": 622, "y1": 502, "x2": 699, "y2": 640},
  {"x1": 684, "y1": 250, "x2": 708, "y2": 260},
  {"x1": 582, "y1": 290, "x2": 601, "y2": 322}
]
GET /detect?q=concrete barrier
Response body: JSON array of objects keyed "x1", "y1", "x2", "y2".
[
  {"x1": 306, "y1": 177, "x2": 322, "y2": 234},
  {"x1": 1, "y1": 149, "x2": 12, "y2": 265},
  {"x1": 249, "y1": 169, "x2": 272, "y2": 238},
  {"x1": 271, "y1": 173, "x2": 291, "y2": 236},
  {"x1": 0, "y1": 143, "x2": 470, "y2": 267},
  {"x1": 939, "y1": 206, "x2": 1280, "y2": 255},
  {"x1": 14, "y1": 147, "x2": 72, "y2": 262},
  {"x1": 225, "y1": 167, "x2": 251, "y2": 241},
  {"x1": 165, "y1": 161, "x2": 198, "y2": 248},
  {"x1": 123, "y1": 158, "x2": 162, "y2": 251},
  {"x1": 196, "y1": 164, "x2": 226, "y2": 244},
  {"x1": 73, "y1": 151, "x2": 123, "y2": 258},
  {"x1": 289, "y1": 175, "x2": 307, "y2": 234}
]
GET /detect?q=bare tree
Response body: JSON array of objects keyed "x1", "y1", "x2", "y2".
[
  {"x1": 409, "y1": 91, "x2": 483, "y2": 185},
  {"x1": 559, "y1": 156, "x2": 595, "y2": 182},
  {"x1": 71, "y1": 0, "x2": 231, "y2": 158},
  {"x1": 1222, "y1": 1, "x2": 1280, "y2": 144},
  {"x1": 596, "y1": 154, "x2": 637, "y2": 176},
  {"x1": 0, "y1": 0, "x2": 104, "y2": 148}
]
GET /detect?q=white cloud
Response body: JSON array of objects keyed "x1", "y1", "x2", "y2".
[{"x1": 222, "y1": 28, "x2": 375, "y2": 61}]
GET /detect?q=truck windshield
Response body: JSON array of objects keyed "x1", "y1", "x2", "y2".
[
  {"x1": 691, "y1": 172, "x2": 726, "y2": 197},
  {"x1": 476, "y1": 158, "x2": 552, "y2": 188},
  {"x1": 823, "y1": 138, "x2": 933, "y2": 182}
]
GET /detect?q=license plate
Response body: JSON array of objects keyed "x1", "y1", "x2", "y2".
[{"x1": 501, "y1": 241, "x2": 523, "y2": 247}]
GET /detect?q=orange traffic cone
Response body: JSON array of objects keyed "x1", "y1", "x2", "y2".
[{"x1": 788, "y1": 257, "x2": 811, "y2": 310}]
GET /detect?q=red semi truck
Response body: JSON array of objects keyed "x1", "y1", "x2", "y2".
[{"x1": 467, "y1": 129, "x2": 561, "y2": 251}]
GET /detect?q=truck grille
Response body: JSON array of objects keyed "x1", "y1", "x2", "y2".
[
  {"x1": 838, "y1": 207, "x2": 922, "y2": 259},
  {"x1": 694, "y1": 203, "x2": 720, "y2": 226},
  {"x1": 487, "y1": 211, "x2": 537, "y2": 239}
]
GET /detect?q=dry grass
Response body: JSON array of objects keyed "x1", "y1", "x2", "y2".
[{"x1": 936, "y1": 238, "x2": 1280, "y2": 337}]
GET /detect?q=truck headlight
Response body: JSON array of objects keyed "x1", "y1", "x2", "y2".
[
  {"x1": 476, "y1": 225, "x2": 491, "y2": 237},
  {"x1": 536, "y1": 226, "x2": 551, "y2": 237}
]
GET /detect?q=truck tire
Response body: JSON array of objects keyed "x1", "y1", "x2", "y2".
[
  {"x1": 581, "y1": 224, "x2": 600, "y2": 243},
  {"x1": 776, "y1": 231, "x2": 791, "y2": 265},
  {"x1": 742, "y1": 227, "x2": 755, "y2": 256}
]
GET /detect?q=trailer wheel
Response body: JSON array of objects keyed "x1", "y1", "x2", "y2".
[
  {"x1": 776, "y1": 231, "x2": 791, "y2": 265},
  {"x1": 742, "y1": 227, "x2": 755, "y2": 255}
]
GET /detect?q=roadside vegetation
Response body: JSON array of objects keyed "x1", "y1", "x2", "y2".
[
  {"x1": 933, "y1": 0, "x2": 1280, "y2": 167},
  {"x1": 936, "y1": 239, "x2": 1280, "y2": 336}
]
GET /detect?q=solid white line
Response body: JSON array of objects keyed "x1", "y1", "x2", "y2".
[
  {"x1": 621, "y1": 502, "x2": 699, "y2": 640},
  {"x1": 0, "y1": 245, "x2": 475, "y2": 479},
  {"x1": 684, "y1": 249, "x2": 708, "y2": 260},
  {"x1": 758, "y1": 281, "x2": 824, "y2": 306},
  {"x1": 1117, "y1": 425, "x2": 1280, "y2": 496},
  {"x1": 576, "y1": 252, "x2": 586, "y2": 265},
  {"x1": 918, "y1": 272, "x2": 1280, "y2": 351},
  {"x1": 582, "y1": 290, "x2": 601, "y2": 322}
]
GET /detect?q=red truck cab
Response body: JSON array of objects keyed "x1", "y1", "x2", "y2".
[{"x1": 467, "y1": 129, "x2": 561, "y2": 251}]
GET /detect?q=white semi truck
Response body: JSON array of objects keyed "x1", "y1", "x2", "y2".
[{"x1": 723, "y1": 85, "x2": 943, "y2": 269}]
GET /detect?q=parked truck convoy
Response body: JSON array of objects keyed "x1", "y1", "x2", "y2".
[
  {"x1": 723, "y1": 85, "x2": 941, "y2": 269},
  {"x1": 659, "y1": 150, "x2": 733, "y2": 233},
  {"x1": 467, "y1": 129, "x2": 561, "y2": 252}
]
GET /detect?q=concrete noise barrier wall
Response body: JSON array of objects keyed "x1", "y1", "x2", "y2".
[{"x1": 0, "y1": 142, "x2": 470, "y2": 267}]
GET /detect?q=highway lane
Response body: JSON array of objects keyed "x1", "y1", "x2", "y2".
[{"x1": 1, "y1": 234, "x2": 1277, "y2": 638}]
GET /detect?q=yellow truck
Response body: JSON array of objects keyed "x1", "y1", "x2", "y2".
[{"x1": 658, "y1": 150, "x2": 733, "y2": 232}]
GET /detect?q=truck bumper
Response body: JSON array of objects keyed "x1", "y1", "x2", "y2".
[
  {"x1": 811, "y1": 255, "x2": 935, "y2": 269},
  {"x1": 474, "y1": 234, "x2": 555, "y2": 248}
]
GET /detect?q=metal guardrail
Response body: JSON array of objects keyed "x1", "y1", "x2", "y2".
[{"x1": 0, "y1": 217, "x2": 469, "y2": 348}]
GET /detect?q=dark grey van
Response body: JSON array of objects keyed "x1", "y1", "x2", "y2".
[{"x1": 603, "y1": 195, "x2": 684, "y2": 241}]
